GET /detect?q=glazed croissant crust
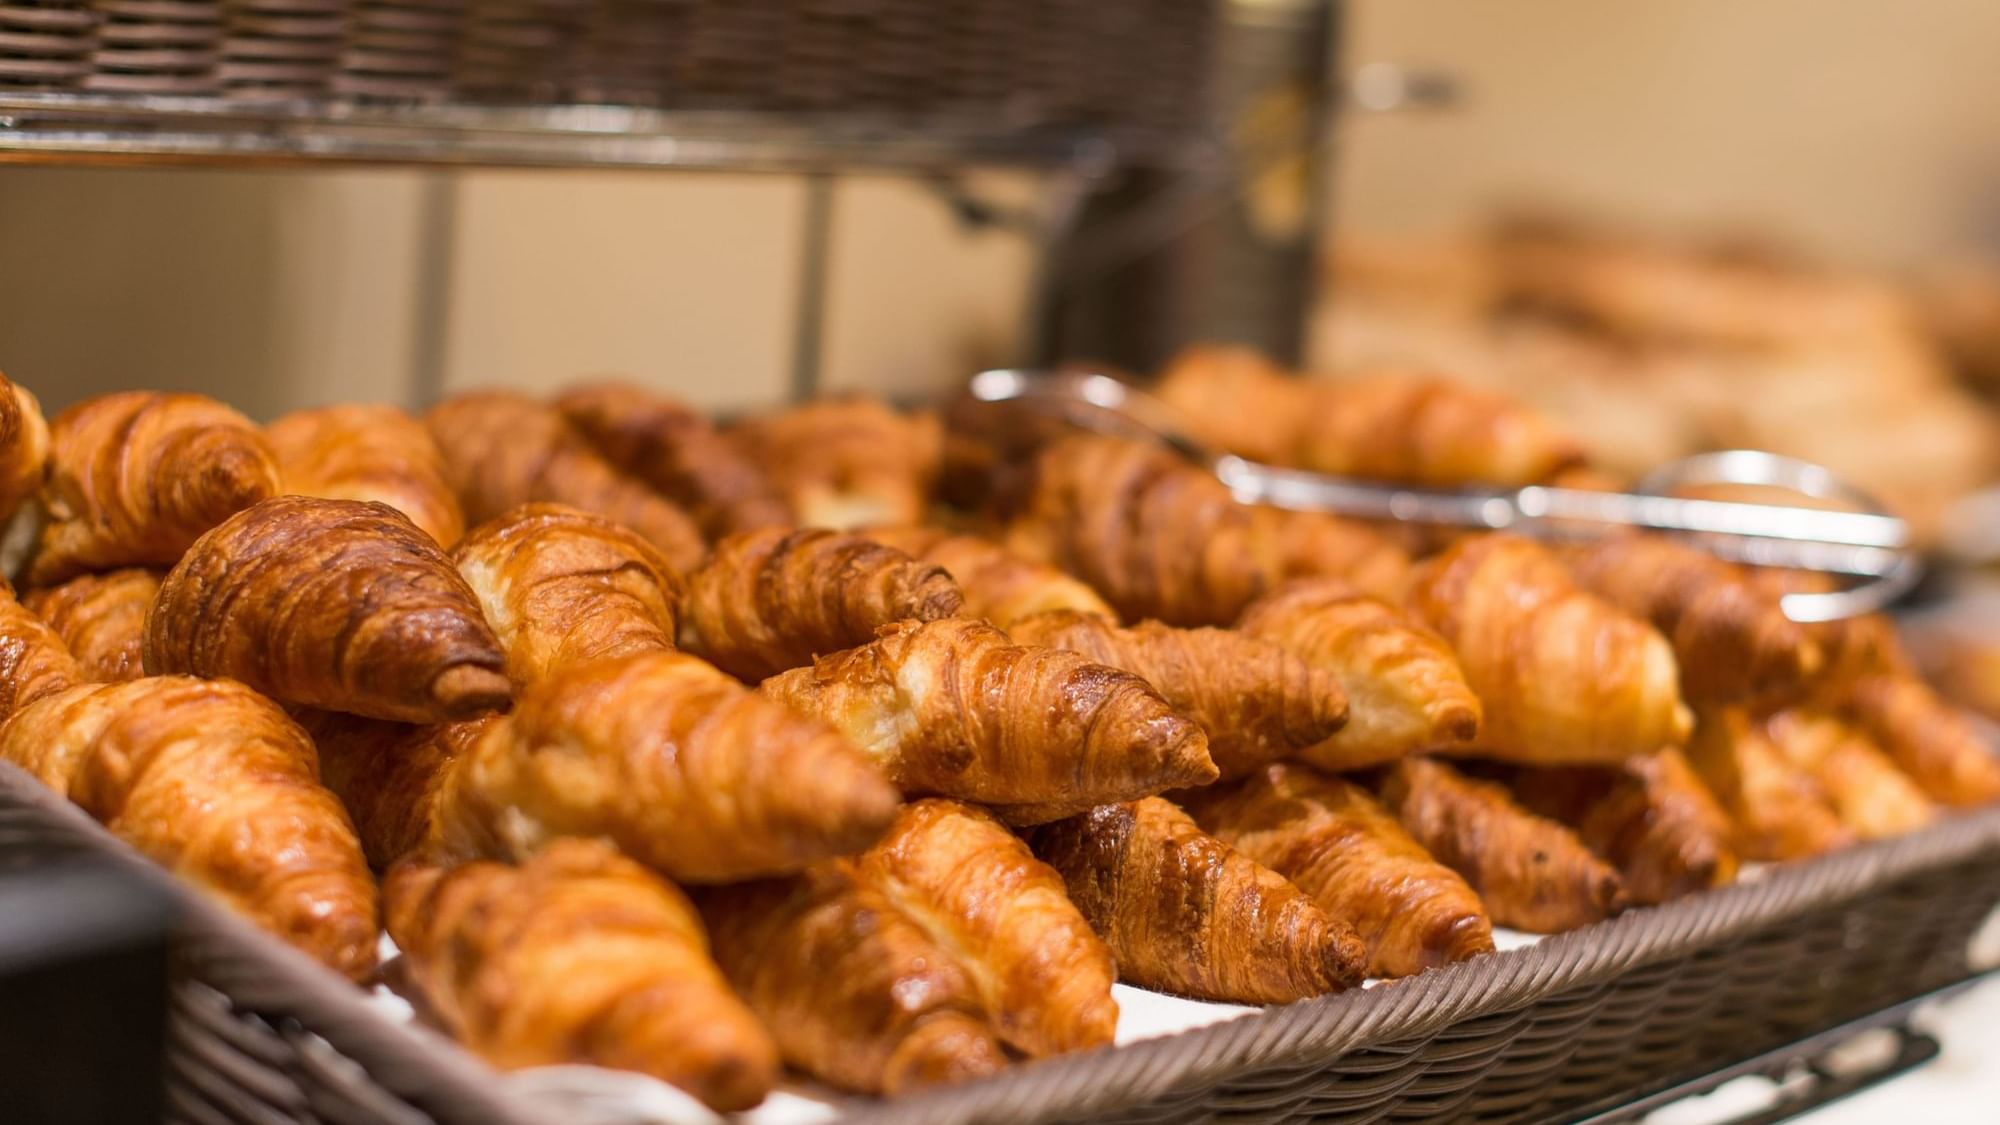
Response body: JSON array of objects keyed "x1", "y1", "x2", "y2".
[
  {"x1": 1, "y1": 676, "x2": 377, "y2": 979},
  {"x1": 680, "y1": 526, "x2": 962, "y2": 681},
  {"x1": 695, "y1": 864, "x2": 1008, "y2": 1095},
  {"x1": 1182, "y1": 762, "x2": 1495, "y2": 978},
  {"x1": 386, "y1": 840, "x2": 778, "y2": 1112},
  {"x1": 763, "y1": 617, "x2": 1218, "y2": 823},
  {"x1": 451, "y1": 503, "x2": 683, "y2": 689},
  {"x1": 1026, "y1": 797, "x2": 1366, "y2": 1005},
  {"x1": 22, "y1": 569, "x2": 159, "y2": 684},
  {"x1": 865, "y1": 526, "x2": 1114, "y2": 628},
  {"x1": 305, "y1": 711, "x2": 496, "y2": 870},
  {"x1": 729, "y1": 399, "x2": 942, "y2": 530},
  {"x1": 434, "y1": 650, "x2": 900, "y2": 882},
  {"x1": 145, "y1": 496, "x2": 511, "y2": 723},
  {"x1": 267, "y1": 402, "x2": 466, "y2": 548},
  {"x1": 1007, "y1": 608, "x2": 1348, "y2": 780},
  {"x1": 30, "y1": 391, "x2": 282, "y2": 585},
  {"x1": 853, "y1": 799, "x2": 1117, "y2": 1057},
  {"x1": 0, "y1": 371, "x2": 50, "y2": 525},
  {"x1": 0, "y1": 580, "x2": 83, "y2": 719}
]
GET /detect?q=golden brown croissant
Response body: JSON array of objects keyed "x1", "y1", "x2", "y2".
[
  {"x1": 1496, "y1": 749, "x2": 1738, "y2": 905},
  {"x1": 853, "y1": 799, "x2": 1117, "y2": 1057},
  {"x1": 1007, "y1": 608, "x2": 1347, "y2": 779},
  {"x1": 451, "y1": 503, "x2": 682, "y2": 689},
  {"x1": 763, "y1": 617, "x2": 1217, "y2": 823},
  {"x1": 1237, "y1": 578, "x2": 1480, "y2": 769},
  {"x1": 1182, "y1": 763, "x2": 1494, "y2": 978},
  {"x1": 679, "y1": 526, "x2": 962, "y2": 682},
  {"x1": 145, "y1": 497, "x2": 511, "y2": 723},
  {"x1": 695, "y1": 864, "x2": 1007, "y2": 1095},
  {"x1": 424, "y1": 391, "x2": 705, "y2": 573},
  {"x1": 1745, "y1": 568, "x2": 1913, "y2": 686},
  {"x1": 0, "y1": 580, "x2": 83, "y2": 718},
  {"x1": 865, "y1": 526, "x2": 1115, "y2": 628},
  {"x1": 1561, "y1": 534, "x2": 1820, "y2": 703},
  {"x1": 1761, "y1": 709, "x2": 1936, "y2": 839},
  {"x1": 435, "y1": 650, "x2": 900, "y2": 882},
  {"x1": 729, "y1": 398, "x2": 942, "y2": 530},
  {"x1": 1153, "y1": 344, "x2": 1305, "y2": 465},
  {"x1": 29, "y1": 391, "x2": 282, "y2": 585},
  {"x1": 1687, "y1": 708, "x2": 1855, "y2": 861},
  {"x1": 1375, "y1": 757, "x2": 1625, "y2": 933},
  {"x1": 1407, "y1": 534, "x2": 1691, "y2": 764},
  {"x1": 1025, "y1": 797, "x2": 1366, "y2": 1004},
  {"x1": 21, "y1": 569, "x2": 159, "y2": 684},
  {"x1": 267, "y1": 402, "x2": 466, "y2": 548},
  {"x1": 1244, "y1": 505, "x2": 1414, "y2": 602},
  {"x1": 555, "y1": 381, "x2": 793, "y2": 538},
  {"x1": 385, "y1": 840, "x2": 778, "y2": 1112},
  {"x1": 0, "y1": 676, "x2": 377, "y2": 979},
  {"x1": 1831, "y1": 674, "x2": 2000, "y2": 807},
  {"x1": 0, "y1": 371, "x2": 50, "y2": 524},
  {"x1": 303, "y1": 711, "x2": 496, "y2": 870}
]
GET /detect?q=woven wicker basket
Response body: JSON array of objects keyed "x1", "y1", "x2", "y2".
[{"x1": 6, "y1": 757, "x2": 1999, "y2": 1124}]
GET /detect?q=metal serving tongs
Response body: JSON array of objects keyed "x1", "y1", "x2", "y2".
[{"x1": 963, "y1": 368, "x2": 1923, "y2": 623}]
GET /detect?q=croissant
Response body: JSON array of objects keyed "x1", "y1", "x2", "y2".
[
  {"x1": 145, "y1": 497, "x2": 511, "y2": 723},
  {"x1": 385, "y1": 840, "x2": 778, "y2": 1112},
  {"x1": 853, "y1": 799, "x2": 1117, "y2": 1057},
  {"x1": 1407, "y1": 534, "x2": 1690, "y2": 764},
  {"x1": 21, "y1": 569, "x2": 159, "y2": 684},
  {"x1": 1687, "y1": 708, "x2": 1855, "y2": 861},
  {"x1": 1007, "y1": 608, "x2": 1347, "y2": 779},
  {"x1": 865, "y1": 526, "x2": 1114, "y2": 628},
  {"x1": 0, "y1": 676, "x2": 377, "y2": 979},
  {"x1": 1832, "y1": 674, "x2": 2000, "y2": 807},
  {"x1": 267, "y1": 403, "x2": 466, "y2": 548},
  {"x1": 1497, "y1": 749, "x2": 1738, "y2": 905},
  {"x1": 1025, "y1": 798, "x2": 1366, "y2": 1004},
  {"x1": 1237, "y1": 578, "x2": 1480, "y2": 769},
  {"x1": 425, "y1": 391, "x2": 705, "y2": 573},
  {"x1": 1745, "y1": 568, "x2": 1912, "y2": 685},
  {"x1": 555, "y1": 381, "x2": 793, "y2": 538},
  {"x1": 695, "y1": 864, "x2": 1007, "y2": 1095},
  {"x1": 1561, "y1": 534, "x2": 1821, "y2": 703},
  {"x1": 1153, "y1": 344, "x2": 1305, "y2": 465},
  {"x1": 729, "y1": 398, "x2": 942, "y2": 530},
  {"x1": 29, "y1": 391, "x2": 281, "y2": 585},
  {"x1": 679, "y1": 526, "x2": 962, "y2": 682},
  {"x1": 303, "y1": 711, "x2": 495, "y2": 870},
  {"x1": 0, "y1": 579, "x2": 83, "y2": 719},
  {"x1": 451, "y1": 503, "x2": 682, "y2": 689},
  {"x1": 763, "y1": 617, "x2": 1217, "y2": 823},
  {"x1": 1182, "y1": 763, "x2": 1494, "y2": 978},
  {"x1": 0, "y1": 372, "x2": 50, "y2": 524},
  {"x1": 1375, "y1": 757, "x2": 1625, "y2": 933},
  {"x1": 1761, "y1": 709, "x2": 1936, "y2": 839},
  {"x1": 1244, "y1": 506, "x2": 1414, "y2": 601},
  {"x1": 435, "y1": 650, "x2": 899, "y2": 882}
]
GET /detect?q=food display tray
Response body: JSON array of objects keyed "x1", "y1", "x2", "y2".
[{"x1": 5, "y1": 756, "x2": 1998, "y2": 1125}]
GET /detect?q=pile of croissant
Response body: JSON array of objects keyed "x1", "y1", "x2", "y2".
[{"x1": 0, "y1": 349, "x2": 1991, "y2": 1113}]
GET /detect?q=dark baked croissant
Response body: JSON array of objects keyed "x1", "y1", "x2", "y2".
[
  {"x1": 0, "y1": 580, "x2": 82, "y2": 718},
  {"x1": 386, "y1": 840, "x2": 778, "y2": 1112},
  {"x1": 0, "y1": 371, "x2": 50, "y2": 525},
  {"x1": 425, "y1": 391, "x2": 705, "y2": 573},
  {"x1": 451, "y1": 503, "x2": 682, "y2": 689},
  {"x1": 1761, "y1": 708, "x2": 1936, "y2": 839},
  {"x1": 556, "y1": 381, "x2": 793, "y2": 538},
  {"x1": 695, "y1": 864, "x2": 1008, "y2": 1095},
  {"x1": 29, "y1": 391, "x2": 281, "y2": 585},
  {"x1": 145, "y1": 497, "x2": 510, "y2": 723},
  {"x1": 865, "y1": 526, "x2": 1114, "y2": 628},
  {"x1": 1, "y1": 676, "x2": 377, "y2": 979},
  {"x1": 1181, "y1": 762, "x2": 1495, "y2": 978},
  {"x1": 1375, "y1": 757, "x2": 1625, "y2": 933},
  {"x1": 304, "y1": 711, "x2": 495, "y2": 870},
  {"x1": 679, "y1": 526, "x2": 962, "y2": 682},
  {"x1": 21, "y1": 569, "x2": 159, "y2": 684},
  {"x1": 1237, "y1": 578, "x2": 1480, "y2": 769},
  {"x1": 434, "y1": 650, "x2": 900, "y2": 882},
  {"x1": 1688, "y1": 708, "x2": 1855, "y2": 862},
  {"x1": 729, "y1": 399, "x2": 942, "y2": 530},
  {"x1": 1026, "y1": 797, "x2": 1366, "y2": 1004},
  {"x1": 1007, "y1": 608, "x2": 1347, "y2": 779},
  {"x1": 763, "y1": 617, "x2": 1217, "y2": 823},
  {"x1": 854, "y1": 799, "x2": 1117, "y2": 1057},
  {"x1": 1407, "y1": 534, "x2": 1690, "y2": 764},
  {"x1": 1832, "y1": 674, "x2": 2000, "y2": 807},
  {"x1": 267, "y1": 402, "x2": 466, "y2": 548}
]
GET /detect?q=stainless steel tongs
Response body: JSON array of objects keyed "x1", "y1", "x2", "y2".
[{"x1": 963, "y1": 368, "x2": 1922, "y2": 623}]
